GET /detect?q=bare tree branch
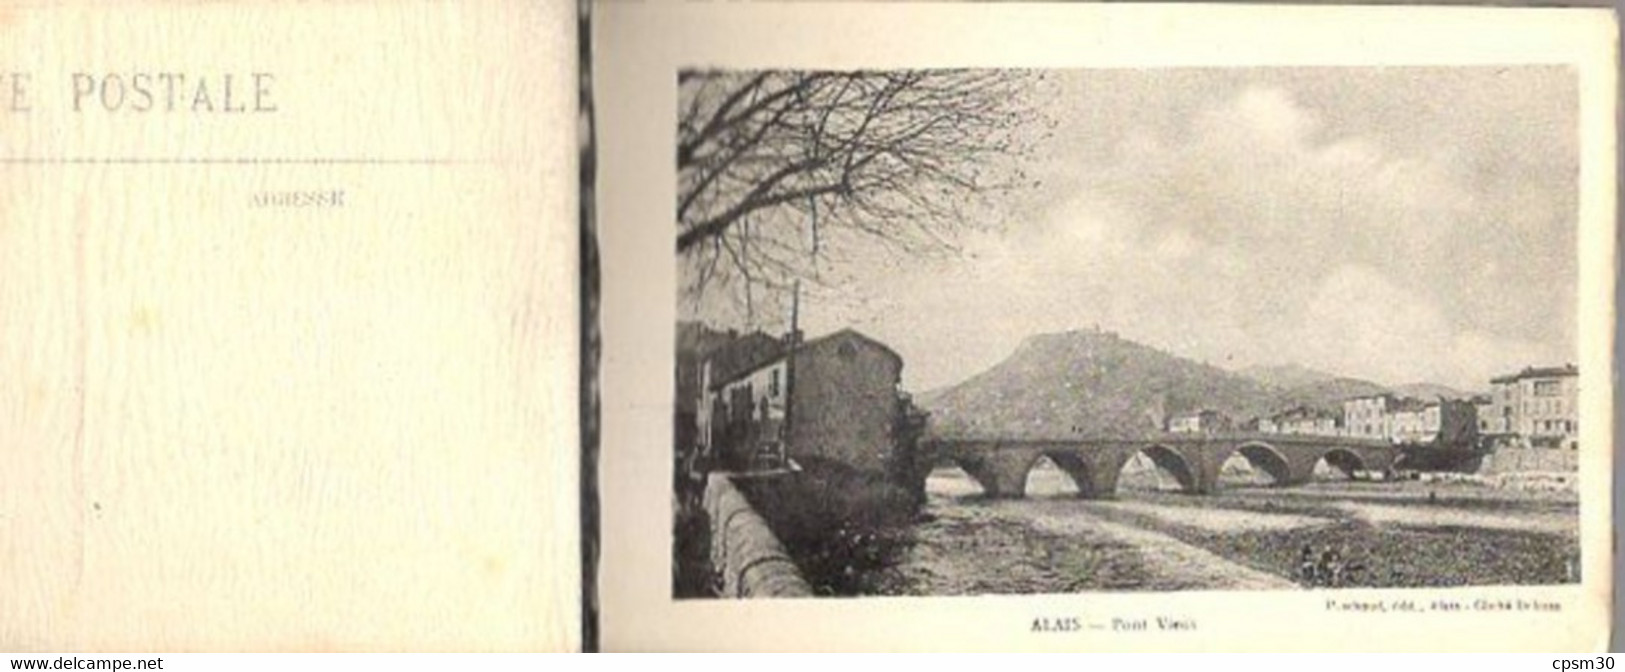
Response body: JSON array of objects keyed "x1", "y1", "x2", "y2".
[{"x1": 677, "y1": 69, "x2": 1044, "y2": 318}]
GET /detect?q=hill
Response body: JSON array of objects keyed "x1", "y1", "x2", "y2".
[
  {"x1": 1392, "y1": 382, "x2": 1480, "y2": 400},
  {"x1": 1236, "y1": 363, "x2": 1338, "y2": 390},
  {"x1": 919, "y1": 329, "x2": 1284, "y2": 440},
  {"x1": 1268, "y1": 377, "x2": 1389, "y2": 414},
  {"x1": 917, "y1": 329, "x2": 1480, "y2": 440},
  {"x1": 1238, "y1": 364, "x2": 1480, "y2": 403}
]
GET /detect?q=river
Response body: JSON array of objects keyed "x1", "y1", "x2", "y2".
[{"x1": 858, "y1": 462, "x2": 1580, "y2": 595}]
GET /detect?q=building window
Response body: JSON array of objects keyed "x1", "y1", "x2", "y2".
[
  {"x1": 769, "y1": 369, "x2": 780, "y2": 397},
  {"x1": 1534, "y1": 380, "x2": 1560, "y2": 396}
]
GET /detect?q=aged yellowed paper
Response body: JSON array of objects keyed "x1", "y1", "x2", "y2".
[
  {"x1": 0, "y1": 0, "x2": 579, "y2": 651},
  {"x1": 597, "y1": 2, "x2": 1615, "y2": 651}
]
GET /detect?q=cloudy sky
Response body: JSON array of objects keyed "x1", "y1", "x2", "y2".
[{"x1": 713, "y1": 67, "x2": 1579, "y2": 393}]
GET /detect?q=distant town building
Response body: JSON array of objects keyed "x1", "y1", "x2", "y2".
[
  {"x1": 1338, "y1": 393, "x2": 1475, "y2": 445},
  {"x1": 1488, "y1": 364, "x2": 1579, "y2": 449},
  {"x1": 1272, "y1": 406, "x2": 1341, "y2": 436},
  {"x1": 1342, "y1": 394, "x2": 1397, "y2": 440},
  {"x1": 1387, "y1": 397, "x2": 1430, "y2": 443},
  {"x1": 1471, "y1": 394, "x2": 1502, "y2": 434},
  {"x1": 1484, "y1": 373, "x2": 1520, "y2": 440},
  {"x1": 1168, "y1": 409, "x2": 1233, "y2": 434},
  {"x1": 1421, "y1": 398, "x2": 1479, "y2": 446},
  {"x1": 1240, "y1": 416, "x2": 1278, "y2": 434}
]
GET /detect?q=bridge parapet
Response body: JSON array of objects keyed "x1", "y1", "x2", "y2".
[{"x1": 926, "y1": 434, "x2": 1407, "y2": 498}]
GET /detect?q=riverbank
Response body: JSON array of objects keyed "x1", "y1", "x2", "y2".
[{"x1": 858, "y1": 466, "x2": 1579, "y2": 595}]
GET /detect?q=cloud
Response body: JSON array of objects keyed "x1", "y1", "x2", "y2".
[
  {"x1": 776, "y1": 70, "x2": 1576, "y2": 393},
  {"x1": 1028, "y1": 84, "x2": 1573, "y2": 389},
  {"x1": 1292, "y1": 265, "x2": 1457, "y2": 384}
]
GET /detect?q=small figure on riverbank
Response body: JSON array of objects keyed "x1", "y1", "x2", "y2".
[{"x1": 1298, "y1": 545, "x2": 1319, "y2": 585}]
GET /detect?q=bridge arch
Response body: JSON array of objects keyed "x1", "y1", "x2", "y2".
[
  {"x1": 1231, "y1": 441, "x2": 1293, "y2": 485},
  {"x1": 1317, "y1": 448, "x2": 1367, "y2": 479},
  {"x1": 1023, "y1": 455, "x2": 1081, "y2": 497},
  {"x1": 948, "y1": 446, "x2": 1044, "y2": 498},
  {"x1": 1125, "y1": 444, "x2": 1198, "y2": 493}
]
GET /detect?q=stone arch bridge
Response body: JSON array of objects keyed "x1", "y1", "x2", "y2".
[{"x1": 924, "y1": 434, "x2": 1405, "y2": 499}]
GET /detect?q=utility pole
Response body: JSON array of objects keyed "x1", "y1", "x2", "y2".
[{"x1": 781, "y1": 280, "x2": 801, "y2": 460}]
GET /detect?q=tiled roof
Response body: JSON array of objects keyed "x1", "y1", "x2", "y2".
[
  {"x1": 1391, "y1": 397, "x2": 1428, "y2": 413},
  {"x1": 707, "y1": 332, "x2": 787, "y2": 387},
  {"x1": 709, "y1": 327, "x2": 902, "y2": 388},
  {"x1": 1272, "y1": 405, "x2": 1337, "y2": 422},
  {"x1": 1490, "y1": 364, "x2": 1578, "y2": 385}
]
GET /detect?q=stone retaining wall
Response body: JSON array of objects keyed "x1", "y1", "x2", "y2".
[
  {"x1": 703, "y1": 473, "x2": 812, "y2": 598},
  {"x1": 1478, "y1": 447, "x2": 1580, "y2": 474}
]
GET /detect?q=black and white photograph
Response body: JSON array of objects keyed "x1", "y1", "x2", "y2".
[{"x1": 671, "y1": 66, "x2": 1583, "y2": 599}]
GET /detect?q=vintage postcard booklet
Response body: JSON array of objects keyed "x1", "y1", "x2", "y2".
[
  {"x1": 0, "y1": 0, "x2": 579, "y2": 651},
  {"x1": 0, "y1": 0, "x2": 1616, "y2": 653}
]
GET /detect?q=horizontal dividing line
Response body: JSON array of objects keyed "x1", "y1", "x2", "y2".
[{"x1": 0, "y1": 157, "x2": 487, "y2": 166}]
